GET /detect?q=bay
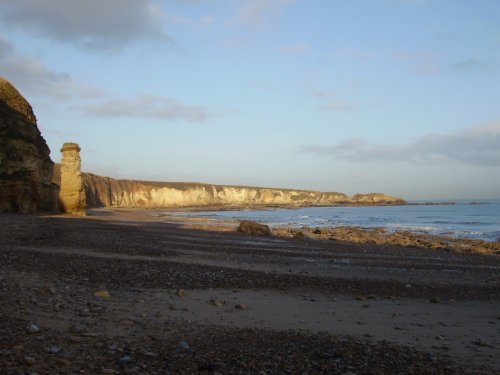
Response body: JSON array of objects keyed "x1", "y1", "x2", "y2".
[{"x1": 174, "y1": 199, "x2": 500, "y2": 242}]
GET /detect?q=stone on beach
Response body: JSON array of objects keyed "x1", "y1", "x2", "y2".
[
  {"x1": 94, "y1": 290, "x2": 111, "y2": 298},
  {"x1": 209, "y1": 298, "x2": 223, "y2": 307},
  {"x1": 179, "y1": 341, "x2": 190, "y2": 350},
  {"x1": 237, "y1": 220, "x2": 271, "y2": 236},
  {"x1": 27, "y1": 324, "x2": 41, "y2": 334},
  {"x1": 24, "y1": 356, "x2": 36, "y2": 365}
]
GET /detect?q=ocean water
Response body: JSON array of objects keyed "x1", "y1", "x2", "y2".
[{"x1": 174, "y1": 200, "x2": 500, "y2": 242}]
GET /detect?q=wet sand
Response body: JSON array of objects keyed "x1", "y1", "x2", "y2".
[{"x1": 1, "y1": 208, "x2": 499, "y2": 374}]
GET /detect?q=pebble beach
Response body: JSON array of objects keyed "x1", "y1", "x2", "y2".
[{"x1": 1, "y1": 208, "x2": 499, "y2": 374}]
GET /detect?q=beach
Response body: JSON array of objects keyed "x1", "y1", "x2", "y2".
[{"x1": 1, "y1": 208, "x2": 499, "y2": 374}]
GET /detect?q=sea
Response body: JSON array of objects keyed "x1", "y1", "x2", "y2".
[{"x1": 174, "y1": 199, "x2": 500, "y2": 242}]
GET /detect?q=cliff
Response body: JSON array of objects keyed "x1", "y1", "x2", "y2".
[
  {"x1": 0, "y1": 78, "x2": 57, "y2": 213},
  {"x1": 52, "y1": 165, "x2": 406, "y2": 209}
]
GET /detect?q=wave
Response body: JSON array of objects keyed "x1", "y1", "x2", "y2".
[
  {"x1": 484, "y1": 231, "x2": 500, "y2": 241},
  {"x1": 388, "y1": 223, "x2": 435, "y2": 231},
  {"x1": 457, "y1": 221, "x2": 488, "y2": 225},
  {"x1": 313, "y1": 218, "x2": 330, "y2": 222},
  {"x1": 430, "y1": 220, "x2": 486, "y2": 225}
]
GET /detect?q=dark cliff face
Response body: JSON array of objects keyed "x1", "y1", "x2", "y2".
[{"x1": 0, "y1": 78, "x2": 58, "y2": 213}]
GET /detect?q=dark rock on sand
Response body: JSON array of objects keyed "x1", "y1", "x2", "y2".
[
  {"x1": 27, "y1": 324, "x2": 40, "y2": 334},
  {"x1": 237, "y1": 220, "x2": 271, "y2": 236}
]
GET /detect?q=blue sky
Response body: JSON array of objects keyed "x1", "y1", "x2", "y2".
[{"x1": 0, "y1": 0, "x2": 499, "y2": 200}]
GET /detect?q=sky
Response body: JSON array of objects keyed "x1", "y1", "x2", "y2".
[{"x1": 0, "y1": 0, "x2": 499, "y2": 200}]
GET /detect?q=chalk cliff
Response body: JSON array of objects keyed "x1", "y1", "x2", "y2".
[
  {"x1": 52, "y1": 167, "x2": 405, "y2": 209},
  {"x1": 0, "y1": 78, "x2": 57, "y2": 213}
]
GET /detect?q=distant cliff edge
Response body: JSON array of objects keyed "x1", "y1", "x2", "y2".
[{"x1": 53, "y1": 164, "x2": 406, "y2": 209}]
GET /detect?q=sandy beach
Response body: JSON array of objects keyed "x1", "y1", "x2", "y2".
[{"x1": 1, "y1": 208, "x2": 499, "y2": 374}]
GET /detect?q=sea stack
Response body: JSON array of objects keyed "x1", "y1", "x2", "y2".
[{"x1": 59, "y1": 142, "x2": 86, "y2": 215}]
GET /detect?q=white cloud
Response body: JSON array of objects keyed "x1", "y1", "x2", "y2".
[
  {"x1": 164, "y1": 13, "x2": 192, "y2": 26},
  {"x1": 278, "y1": 43, "x2": 310, "y2": 55},
  {"x1": 438, "y1": 59, "x2": 494, "y2": 74},
  {"x1": 200, "y1": 15, "x2": 215, "y2": 26},
  {"x1": 80, "y1": 94, "x2": 223, "y2": 123},
  {"x1": 414, "y1": 59, "x2": 496, "y2": 75},
  {"x1": 311, "y1": 89, "x2": 337, "y2": 98},
  {"x1": 0, "y1": 0, "x2": 171, "y2": 50},
  {"x1": 299, "y1": 121, "x2": 500, "y2": 166},
  {"x1": 0, "y1": 36, "x2": 13, "y2": 58},
  {"x1": 0, "y1": 35, "x2": 70, "y2": 98},
  {"x1": 231, "y1": 0, "x2": 294, "y2": 26},
  {"x1": 389, "y1": 51, "x2": 496, "y2": 75},
  {"x1": 0, "y1": 36, "x2": 106, "y2": 100},
  {"x1": 333, "y1": 48, "x2": 377, "y2": 61},
  {"x1": 320, "y1": 100, "x2": 355, "y2": 111},
  {"x1": 311, "y1": 89, "x2": 354, "y2": 111}
]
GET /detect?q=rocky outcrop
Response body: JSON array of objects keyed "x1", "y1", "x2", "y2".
[
  {"x1": 273, "y1": 226, "x2": 500, "y2": 255},
  {"x1": 351, "y1": 193, "x2": 402, "y2": 205},
  {"x1": 0, "y1": 77, "x2": 57, "y2": 213},
  {"x1": 51, "y1": 169, "x2": 405, "y2": 209},
  {"x1": 237, "y1": 220, "x2": 271, "y2": 236},
  {"x1": 58, "y1": 143, "x2": 86, "y2": 215}
]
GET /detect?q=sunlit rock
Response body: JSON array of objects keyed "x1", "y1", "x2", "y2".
[{"x1": 59, "y1": 142, "x2": 86, "y2": 215}]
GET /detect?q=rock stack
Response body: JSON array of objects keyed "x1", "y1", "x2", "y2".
[{"x1": 59, "y1": 143, "x2": 86, "y2": 215}]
